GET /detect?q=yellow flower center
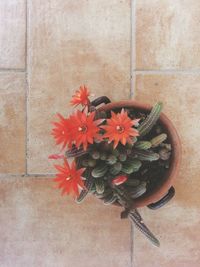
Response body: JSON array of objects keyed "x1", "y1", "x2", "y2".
[
  {"x1": 78, "y1": 125, "x2": 88, "y2": 133},
  {"x1": 116, "y1": 125, "x2": 124, "y2": 133}
]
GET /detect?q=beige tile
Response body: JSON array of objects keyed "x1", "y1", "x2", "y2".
[
  {"x1": 0, "y1": 0, "x2": 26, "y2": 69},
  {"x1": 0, "y1": 73, "x2": 25, "y2": 173},
  {"x1": 133, "y1": 204, "x2": 200, "y2": 267},
  {"x1": 136, "y1": 0, "x2": 200, "y2": 69},
  {"x1": 0, "y1": 177, "x2": 131, "y2": 267},
  {"x1": 28, "y1": 0, "x2": 131, "y2": 174},
  {"x1": 132, "y1": 74, "x2": 200, "y2": 266}
]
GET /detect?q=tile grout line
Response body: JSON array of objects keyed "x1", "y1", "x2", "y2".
[
  {"x1": 130, "y1": 1, "x2": 135, "y2": 266},
  {"x1": 0, "y1": 174, "x2": 54, "y2": 178},
  {"x1": 131, "y1": 223, "x2": 134, "y2": 267},
  {"x1": 2, "y1": 68, "x2": 200, "y2": 75},
  {"x1": 130, "y1": 0, "x2": 136, "y2": 99},
  {"x1": 1, "y1": 68, "x2": 200, "y2": 74},
  {"x1": 0, "y1": 68, "x2": 25, "y2": 72},
  {"x1": 25, "y1": 0, "x2": 29, "y2": 175},
  {"x1": 129, "y1": 0, "x2": 133, "y2": 99},
  {"x1": 135, "y1": 69, "x2": 200, "y2": 74},
  {"x1": 24, "y1": 0, "x2": 28, "y2": 71}
]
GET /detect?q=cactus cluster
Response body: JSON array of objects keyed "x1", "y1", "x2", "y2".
[
  {"x1": 64, "y1": 102, "x2": 172, "y2": 247},
  {"x1": 52, "y1": 92, "x2": 172, "y2": 248},
  {"x1": 50, "y1": 85, "x2": 176, "y2": 248},
  {"x1": 70, "y1": 102, "x2": 171, "y2": 204}
]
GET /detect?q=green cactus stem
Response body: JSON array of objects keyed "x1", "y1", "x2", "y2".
[
  {"x1": 91, "y1": 163, "x2": 108, "y2": 178},
  {"x1": 125, "y1": 178, "x2": 140, "y2": 187},
  {"x1": 113, "y1": 186, "x2": 134, "y2": 210},
  {"x1": 106, "y1": 155, "x2": 117, "y2": 165},
  {"x1": 76, "y1": 172, "x2": 94, "y2": 203},
  {"x1": 75, "y1": 156, "x2": 83, "y2": 169},
  {"x1": 91, "y1": 150, "x2": 100, "y2": 160},
  {"x1": 66, "y1": 146, "x2": 89, "y2": 158},
  {"x1": 138, "y1": 102, "x2": 163, "y2": 137},
  {"x1": 129, "y1": 181, "x2": 147, "y2": 199},
  {"x1": 126, "y1": 149, "x2": 132, "y2": 155},
  {"x1": 133, "y1": 149, "x2": 159, "y2": 161},
  {"x1": 122, "y1": 159, "x2": 142, "y2": 174},
  {"x1": 112, "y1": 149, "x2": 120, "y2": 157},
  {"x1": 160, "y1": 143, "x2": 172, "y2": 151},
  {"x1": 118, "y1": 153, "x2": 127, "y2": 162},
  {"x1": 109, "y1": 162, "x2": 122, "y2": 176},
  {"x1": 150, "y1": 133, "x2": 167, "y2": 148},
  {"x1": 82, "y1": 159, "x2": 89, "y2": 167},
  {"x1": 159, "y1": 148, "x2": 171, "y2": 160},
  {"x1": 95, "y1": 188, "x2": 112, "y2": 199},
  {"x1": 100, "y1": 151, "x2": 107, "y2": 160},
  {"x1": 129, "y1": 209, "x2": 160, "y2": 247},
  {"x1": 95, "y1": 179, "x2": 105, "y2": 194},
  {"x1": 103, "y1": 193, "x2": 118, "y2": 205},
  {"x1": 88, "y1": 158, "x2": 97, "y2": 167},
  {"x1": 134, "y1": 141, "x2": 152, "y2": 150}
]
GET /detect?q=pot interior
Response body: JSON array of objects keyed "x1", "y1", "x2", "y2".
[{"x1": 98, "y1": 100, "x2": 181, "y2": 207}]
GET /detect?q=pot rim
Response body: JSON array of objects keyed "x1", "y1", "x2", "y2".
[{"x1": 98, "y1": 100, "x2": 182, "y2": 208}]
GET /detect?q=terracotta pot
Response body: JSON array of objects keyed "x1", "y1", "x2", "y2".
[{"x1": 97, "y1": 100, "x2": 182, "y2": 208}]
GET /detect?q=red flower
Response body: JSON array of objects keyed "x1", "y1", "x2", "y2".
[
  {"x1": 54, "y1": 159, "x2": 85, "y2": 197},
  {"x1": 70, "y1": 110, "x2": 102, "y2": 150},
  {"x1": 101, "y1": 109, "x2": 139, "y2": 148},
  {"x1": 51, "y1": 113, "x2": 72, "y2": 149},
  {"x1": 112, "y1": 175, "x2": 128, "y2": 186},
  {"x1": 70, "y1": 85, "x2": 90, "y2": 107}
]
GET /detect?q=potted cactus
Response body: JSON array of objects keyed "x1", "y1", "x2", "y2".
[{"x1": 49, "y1": 86, "x2": 181, "y2": 247}]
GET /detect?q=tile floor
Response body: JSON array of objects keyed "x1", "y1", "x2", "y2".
[{"x1": 0, "y1": 0, "x2": 200, "y2": 266}]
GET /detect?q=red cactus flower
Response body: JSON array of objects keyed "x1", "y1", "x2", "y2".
[
  {"x1": 70, "y1": 85, "x2": 90, "y2": 107},
  {"x1": 53, "y1": 159, "x2": 85, "y2": 197},
  {"x1": 70, "y1": 110, "x2": 102, "y2": 150},
  {"x1": 101, "y1": 109, "x2": 139, "y2": 148},
  {"x1": 112, "y1": 175, "x2": 128, "y2": 186},
  {"x1": 51, "y1": 113, "x2": 72, "y2": 149}
]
